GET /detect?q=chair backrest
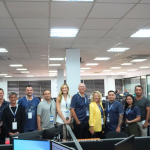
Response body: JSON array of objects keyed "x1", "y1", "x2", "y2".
[{"x1": 106, "y1": 131, "x2": 128, "y2": 139}]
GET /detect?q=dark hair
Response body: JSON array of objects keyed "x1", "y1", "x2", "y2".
[
  {"x1": 135, "y1": 85, "x2": 143, "y2": 90},
  {"x1": 125, "y1": 94, "x2": 135, "y2": 110},
  {"x1": 0, "y1": 88, "x2": 4, "y2": 93},
  {"x1": 9, "y1": 92, "x2": 17, "y2": 98},
  {"x1": 26, "y1": 85, "x2": 32, "y2": 88},
  {"x1": 108, "y1": 90, "x2": 115, "y2": 95},
  {"x1": 43, "y1": 89, "x2": 51, "y2": 95},
  {"x1": 115, "y1": 89, "x2": 119, "y2": 94}
]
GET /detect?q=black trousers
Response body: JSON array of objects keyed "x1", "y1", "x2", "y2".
[
  {"x1": 74, "y1": 121, "x2": 89, "y2": 139},
  {"x1": 91, "y1": 132, "x2": 103, "y2": 138},
  {"x1": 0, "y1": 126, "x2": 5, "y2": 144}
]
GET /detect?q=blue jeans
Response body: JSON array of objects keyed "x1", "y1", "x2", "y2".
[{"x1": 24, "y1": 129, "x2": 37, "y2": 133}]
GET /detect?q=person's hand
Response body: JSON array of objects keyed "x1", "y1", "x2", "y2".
[
  {"x1": 143, "y1": 122, "x2": 149, "y2": 128},
  {"x1": 68, "y1": 118, "x2": 72, "y2": 124},
  {"x1": 9, "y1": 132, "x2": 14, "y2": 136},
  {"x1": 13, "y1": 132, "x2": 19, "y2": 135},
  {"x1": 116, "y1": 127, "x2": 121, "y2": 132},
  {"x1": 64, "y1": 120, "x2": 70, "y2": 125},
  {"x1": 76, "y1": 120, "x2": 81, "y2": 125},
  {"x1": 126, "y1": 119, "x2": 130, "y2": 124},
  {"x1": 90, "y1": 127, "x2": 94, "y2": 135},
  {"x1": 0, "y1": 122, "x2": 3, "y2": 127},
  {"x1": 37, "y1": 127, "x2": 42, "y2": 131}
]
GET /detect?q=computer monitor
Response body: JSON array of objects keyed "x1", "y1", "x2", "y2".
[
  {"x1": 13, "y1": 139, "x2": 50, "y2": 150},
  {"x1": 114, "y1": 135, "x2": 135, "y2": 150},
  {"x1": 51, "y1": 141, "x2": 75, "y2": 150},
  {"x1": 43, "y1": 124, "x2": 63, "y2": 140}
]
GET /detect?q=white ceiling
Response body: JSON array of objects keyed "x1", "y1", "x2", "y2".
[{"x1": 0, "y1": 0, "x2": 150, "y2": 77}]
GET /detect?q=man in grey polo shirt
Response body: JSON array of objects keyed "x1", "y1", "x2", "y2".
[{"x1": 37, "y1": 90, "x2": 56, "y2": 130}]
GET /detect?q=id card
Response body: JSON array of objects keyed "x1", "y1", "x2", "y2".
[
  {"x1": 142, "y1": 120, "x2": 145, "y2": 125},
  {"x1": 65, "y1": 111, "x2": 70, "y2": 120},
  {"x1": 101, "y1": 118, "x2": 104, "y2": 125},
  {"x1": 28, "y1": 112, "x2": 32, "y2": 119},
  {"x1": 86, "y1": 111, "x2": 89, "y2": 116},
  {"x1": 12, "y1": 122, "x2": 17, "y2": 130},
  {"x1": 50, "y1": 116, "x2": 53, "y2": 122},
  {"x1": 126, "y1": 124, "x2": 129, "y2": 127},
  {"x1": 107, "y1": 117, "x2": 110, "y2": 122}
]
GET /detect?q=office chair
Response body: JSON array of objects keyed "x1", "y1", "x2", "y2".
[{"x1": 106, "y1": 131, "x2": 128, "y2": 139}]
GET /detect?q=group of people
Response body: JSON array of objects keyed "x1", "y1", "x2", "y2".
[{"x1": 0, "y1": 83, "x2": 150, "y2": 143}]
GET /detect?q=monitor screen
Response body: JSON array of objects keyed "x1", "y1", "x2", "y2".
[
  {"x1": 114, "y1": 135, "x2": 135, "y2": 150},
  {"x1": 13, "y1": 139, "x2": 50, "y2": 150}
]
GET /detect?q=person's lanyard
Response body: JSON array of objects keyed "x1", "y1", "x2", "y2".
[
  {"x1": 126, "y1": 108, "x2": 131, "y2": 115},
  {"x1": 79, "y1": 93, "x2": 87, "y2": 107},
  {"x1": 9, "y1": 104, "x2": 18, "y2": 122},
  {"x1": 99, "y1": 104, "x2": 103, "y2": 113},
  {"x1": 26, "y1": 96, "x2": 33, "y2": 109},
  {"x1": 108, "y1": 101, "x2": 116, "y2": 113},
  {"x1": 44, "y1": 100, "x2": 52, "y2": 114}
]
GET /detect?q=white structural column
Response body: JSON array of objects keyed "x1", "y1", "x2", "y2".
[
  {"x1": 57, "y1": 69, "x2": 64, "y2": 94},
  {"x1": 0, "y1": 78, "x2": 8, "y2": 101},
  {"x1": 66, "y1": 49, "x2": 80, "y2": 96}
]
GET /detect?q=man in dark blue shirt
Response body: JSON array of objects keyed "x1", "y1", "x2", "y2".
[
  {"x1": 124, "y1": 89, "x2": 129, "y2": 96},
  {"x1": 0, "y1": 88, "x2": 9, "y2": 144},
  {"x1": 105, "y1": 90, "x2": 124, "y2": 133},
  {"x1": 70, "y1": 83, "x2": 89, "y2": 139},
  {"x1": 18, "y1": 85, "x2": 40, "y2": 132}
]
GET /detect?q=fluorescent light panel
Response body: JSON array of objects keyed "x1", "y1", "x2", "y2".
[
  {"x1": 139, "y1": 66, "x2": 150, "y2": 68},
  {"x1": 49, "y1": 75, "x2": 56, "y2": 76},
  {"x1": 81, "y1": 68, "x2": 91, "y2": 69},
  {"x1": 110, "y1": 67, "x2": 121, "y2": 69},
  {"x1": 119, "y1": 72, "x2": 127, "y2": 73},
  {"x1": 50, "y1": 29, "x2": 78, "y2": 37},
  {"x1": 53, "y1": 0, "x2": 93, "y2": 1},
  {"x1": 86, "y1": 63, "x2": 98, "y2": 66},
  {"x1": 27, "y1": 75, "x2": 34, "y2": 77},
  {"x1": 16, "y1": 68, "x2": 27, "y2": 70},
  {"x1": 5, "y1": 76, "x2": 12, "y2": 77},
  {"x1": 49, "y1": 64, "x2": 61, "y2": 66},
  {"x1": 80, "y1": 70, "x2": 85, "y2": 72},
  {"x1": 103, "y1": 70, "x2": 112, "y2": 72},
  {"x1": 49, "y1": 58, "x2": 64, "y2": 61},
  {"x1": 0, "y1": 48, "x2": 8, "y2": 52},
  {"x1": 131, "y1": 29, "x2": 150, "y2": 37},
  {"x1": 107, "y1": 47, "x2": 130, "y2": 52},
  {"x1": 128, "y1": 69, "x2": 137, "y2": 71},
  {"x1": 121, "y1": 63, "x2": 133, "y2": 65},
  {"x1": 10, "y1": 64, "x2": 23, "y2": 67},
  {"x1": 21, "y1": 71, "x2": 30, "y2": 73},
  {"x1": 0, "y1": 74, "x2": 7, "y2": 76},
  {"x1": 94, "y1": 57, "x2": 110, "y2": 60},
  {"x1": 49, "y1": 71, "x2": 57, "y2": 72},
  {"x1": 131, "y1": 59, "x2": 147, "y2": 62}
]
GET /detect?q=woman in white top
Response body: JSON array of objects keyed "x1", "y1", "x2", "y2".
[{"x1": 56, "y1": 84, "x2": 72, "y2": 139}]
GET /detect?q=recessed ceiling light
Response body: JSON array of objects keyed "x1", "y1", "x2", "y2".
[
  {"x1": 103, "y1": 70, "x2": 112, "y2": 72},
  {"x1": 94, "y1": 57, "x2": 110, "y2": 60},
  {"x1": 0, "y1": 74, "x2": 7, "y2": 76},
  {"x1": 139, "y1": 66, "x2": 150, "y2": 68},
  {"x1": 130, "y1": 29, "x2": 150, "y2": 37},
  {"x1": 80, "y1": 70, "x2": 85, "y2": 72},
  {"x1": 21, "y1": 71, "x2": 30, "y2": 73},
  {"x1": 110, "y1": 67, "x2": 121, "y2": 69},
  {"x1": 5, "y1": 76, "x2": 12, "y2": 77},
  {"x1": 131, "y1": 59, "x2": 147, "y2": 62},
  {"x1": 107, "y1": 48, "x2": 130, "y2": 52},
  {"x1": 86, "y1": 63, "x2": 98, "y2": 66},
  {"x1": 118, "y1": 72, "x2": 127, "y2": 73},
  {"x1": 49, "y1": 58, "x2": 64, "y2": 61},
  {"x1": 50, "y1": 29, "x2": 78, "y2": 37},
  {"x1": 0, "y1": 48, "x2": 8, "y2": 52},
  {"x1": 10, "y1": 64, "x2": 23, "y2": 67},
  {"x1": 16, "y1": 68, "x2": 27, "y2": 71},
  {"x1": 27, "y1": 75, "x2": 34, "y2": 77},
  {"x1": 81, "y1": 68, "x2": 91, "y2": 69},
  {"x1": 49, "y1": 64, "x2": 61, "y2": 66},
  {"x1": 128, "y1": 69, "x2": 137, "y2": 71},
  {"x1": 49, "y1": 71, "x2": 57, "y2": 72},
  {"x1": 121, "y1": 63, "x2": 133, "y2": 65}
]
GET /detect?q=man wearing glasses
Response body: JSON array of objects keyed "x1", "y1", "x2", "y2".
[{"x1": 70, "y1": 83, "x2": 89, "y2": 139}]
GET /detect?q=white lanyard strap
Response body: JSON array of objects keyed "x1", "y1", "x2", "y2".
[{"x1": 9, "y1": 104, "x2": 18, "y2": 118}]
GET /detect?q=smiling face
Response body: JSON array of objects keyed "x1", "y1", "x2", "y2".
[
  {"x1": 9, "y1": 94, "x2": 17, "y2": 105},
  {"x1": 78, "y1": 83, "x2": 86, "y2": 93},
  {"x1": 25, "y1": 87, "x2": 33, "y2": 97},
  {"x1": 0, "y1": 90, "x2": 4, "y2": 100},
  {"x1": 126, "y1": 96, "x2": 133, "y2": 105},
  {"x1": 108, "y1": 92, "x2": 116, "y2": 101},
  {"x1": 135, "y1": 87, "x2": 143, "y2": 96},
  {"x1": 61, "y1": 85, "x2": 68, "y2": 94},
  {"x1": 43, "y1": 90, "x2": 51, "y2": 101},
  {"x1": 93, "y1": 93, "x2": 100, "y2": 103}
]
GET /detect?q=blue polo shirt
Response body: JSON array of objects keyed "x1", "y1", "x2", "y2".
[
  {"x1": 18, "y1": 96, "x2": 40, "y2": 131},
  {"x1": 124, "y1": 106, "x2": 141, "y2": 121},
  {"x1": 0, "y1": 100, "x2": 9, "y2": 122},
  {"x1": 105, "y1": 100, "x2": 124, "y2": 131},
  {"x1": 124, "y1": 92, "x2": 129, "y2": 96},
  {"x1": 70, "y1": 93, "x2": 89, "y2": 122}
]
